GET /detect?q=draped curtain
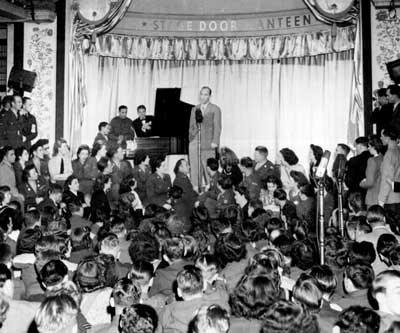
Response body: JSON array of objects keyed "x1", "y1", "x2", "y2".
[{"x1": 81, "y1": 50, "x2": 354, "y2": 166}]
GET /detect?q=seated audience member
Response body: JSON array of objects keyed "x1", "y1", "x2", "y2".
[
  {"x1": 168, "y1": 186, "x2": 192, "y2": 230},
  {"x1": 149, "y1": 237, "x2": 189, "y2": 298},
  {"x1": 173, "y1": 159, "x2": 198, "y2": 207},
  {"x1": 90, "y1": 174, "x2": 112, "y2": 222},
  {"x1": 239, "y1": 156, "x2": 261, "y2": 201},
  {"x1": 309, "y1": 265, "x2": 338, "y2": 307},
  {"x1": 63, "y1": 175, "x2": 88, "y2": 218},
  {"x1": 389, "y1": 245, "x2": 400, "y2": 270},
  {"x1": 334, "y1": 306, "x2": 380, "y2": 333},
  {"x1": 360, "y1": 135, "x2": 384, "y2": 208},
  {"x1": 371, "y1": 270, "x2": 400, "y2": 332},
  {"x1": 16, "y1": 209, "x2": 42, "y2": 254},
  {"x1": 0, "y1": 146, "x2": 24, "y2": 201},
  {"x1": 120, "y1": 303, "x2": 158, "y2": 333},
  {"x1": 336, "y1": 261, "x2": 374, "y2": 309},
  {"x1": 295, "y1": 183, "x2": 316, "y2": 229},
  {"x1": 34, "y1": 294, "x2": 79, "y2": 333},
  {"x1": 274, "y1": 188, "x2": 297, "y2": 226},
  {"x1": 48, "y1": 138, "x2": 73, "y2": 184},
  {"x1": 260, "y1": 175, "x2": 282, "y2": 209},
  {"x1": 348, "y1": 241, "x2": 377, "y2": 265},
  {"x1": 38, "y1": 183, "x2": 64, "y2": 216},
  {"x1": 128, "y1": 260, "x2": 157, "y2": 305},
  {"x1": 19, "y1": 164, "x2": 48, "y2": 210},
  {"x1": 14, "y1": 146, "x2": 29, "y2": 188},
  {"x1": 69, "y1": 227, "x2": 94, "y2": 263},
  {"x1": 220, "y1": 146, "x2": 243, "y2": 187},
  {"x1": 97, "y1": 156, "x2": 113, "y2": 175},
  {"x1": 290, "y1": 240, "x2": 318, "y2": 277},
  {"x1": 229, "y1": 272, "x2": 280, "y2": 333},
  {"x1": 108, "y1": 217, "x2": 130, "y2": 264},
  {"x1": 128, "y1": 232, "x2": 162, "y2": 271},
  {"x1": 108, "y1": 145, "x2": 132, "y2": 204},
  {"x1": 348, "y1": 191, "x2": 367, "y2": 217},
  {"x1": 277, "y1": 148, "x2": 307, "y2": 194},
  {"x1": 93, "y1": 121, "x2": 110, "y2": 145},
  {"x1": 87, "y1": 142, "x2": 107, "y2": 175},
  {"x1": 376, "y1": 234, "x2": 399, "y2": 274},
  {"x1": 146, "y1": 155, "x2": 172, "y2": 207},
  {"x1": 215, "y1": 233, "x2": 247, "y2": 292},
  {"x1": 195, "y1": 254, "x2": 225, "y2": 293},
  {"x1": 74, "y1": 256, "x2": 113, "y2": 326},
  {"x1": 131, "y1": 150, "x2": 151, "y2": 205},
  {"x1": 254, "y1": 145, "x2": 278, "y2": 181},
  {"x1": 260, "y1": 300, "x2": 320, "y2": 333},
  {"x1": 96, "y1": 277, "x2": 142, "y2": 333},
  {"x1": 345, "y1": 215, "x2": 371, "y2": 241},
  {"x1": 214, "y1": 175, "x2": 235, "y2": 216},
  {"x1": 31, "y1": 139, "x2": 51, "y2": 183},
  {"x1": 189, "y1": 304, "x2": 230, "y2": 333},
  {"x1": 69, "y1": 202, "x2": 91, "y2": 230},
  {"x1": 161, "y1": 265, "x2": 230, "y2": 333},
  {"x1": 359, "y1": 205, "x2": 400, "y2": 251},
  {"x1": 72, "y1": 144, "x2": 97, "y2": 195}
]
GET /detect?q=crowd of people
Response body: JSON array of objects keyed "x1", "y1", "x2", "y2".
[{"x1": 1, "y1": 91, "x2": 400, "y2": 333}]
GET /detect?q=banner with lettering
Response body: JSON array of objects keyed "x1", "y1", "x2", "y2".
[{"x1": 112, "y1": 10, "x2": 331, "y2": 37}]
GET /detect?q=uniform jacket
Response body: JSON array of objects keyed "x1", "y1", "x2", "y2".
[
  {"x1": 146, "y1": 172, "x2": 172, "y2": 206},
  {"x1": 188, "y1": 103, "x2": 221, "y2": 149},
  {"x1": 19, "y1": 180, "x2": 48, "y2": 209},
  {"x1": 0, "y1": 109, "x2": 22, "y2": 148},
  {"x1": 20, "y1": 112, "x2": 37, "y2": 148},
  {"x1": 254, "y1": 159, "x2": 278, "y2": 181},
  {"x1": 109, "y1": 116, "x2": 134, "y2": 142}
]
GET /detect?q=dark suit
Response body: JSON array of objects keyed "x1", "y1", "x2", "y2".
[
  {"x1": 0, "y1": 110, "x2": 23, "y2": 148},
  {"x1": 372, "y1": 103, "x2": 393, "y2": 135},
  {"x1": 392, "y1": 102, "x2": 400, "y2": 133},
  {"x1": 20, "y1": 112, "x2": 38, "y2": 149},
  {"x1": 133, "y1": 115, "x2": 155, "y2": 137},
  {"x1": 344, "y1": 150, "x2": 372, "y2": 195}
]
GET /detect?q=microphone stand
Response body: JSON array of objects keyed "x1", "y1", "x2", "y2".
[
  {"x1": 337, "y1": 177, "x2": 345, "y2": 237},
  {"x1": 197, "y1": 122, "x2": 202, "y2": 191},
  {"x1": 317, "y1": 178, "x2": 325, "y2": 265}
]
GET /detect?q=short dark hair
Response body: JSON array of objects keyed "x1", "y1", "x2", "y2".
[
  {"x1": 206, "y1": 158, "x2": 219, "y2": 171},
  {"x1": 22, "y1": 164, "x2": 37, "y2": 182},
  {"x1": 280, "y1": 148, "x2": 299, "y2": 165},
  {"x1": 217, "y1": 175, "x2": 233, "y2": 190},
  {"x1": 149, "y1": 155, "x2": 165, "y2": 173},
  {"x1": 291, "y1": 240, "x2": 317, "y2": 271},
  {"x1": 119, "y1": 303, "x2": 158, "y2": 333},
  {"x1": 390, "y1": 245, "x2": 400, "y2": 266},
  {"x1": 255, "y1": 146, "x2": 268, "y2": 156},
  {"x1": 40, "y1": 259, "x2": 68, "y2": 288},
  {"x1": 240, "y1": 157, "x2": 254, "y2": 169},
  {"x1": 388, "y1": 84, "x2": 400, "y2": 98},
  {"x1": 200, "y1": 86, "x2": 212, "y2": 95},
  {"x1": 98, "y1": 122, "x2": 108, "y2": 131},
  {"x1": 355, "y1": 136, "x2": 369, "y2": 148},
  {"x1": 335, "y1": 306, "x2": 380, "y2": 333},
  {"x1": 368, "y1": 135, "x2": 384, "y2": 154},
  {"x1": 118, "y1": 105, "x2": 128, "y2": 112},
  {"x1": 137, "y1": 105, "x2": 146, "y2": 111},
  {"x1": 133, "y1": 150, "x2": 147, "y2": 166},
  {"x1": 177, "y1": 265, "x2": 203, "y2": 296},
  {"x1": 300, "y1": 184, "x2": 315, "y2": 198},
  {"x1": 49, "y1": 183, "x2": 63, "y2": 195},
  {"x1": 24, "y1": 209, "x2": 40, "y2": 228},
  {"x1": 337, "y1": 143, "x2": 351, "y2": 155},
  {"x1": 377, "y1": 233, "x2": 399, "y2": 259},
  {"x1": 309, "y1": 265, "x2": 337, "y2": 296},
  {"x1": 128, "y1": 232, "x2": 160, "y2": 263},
  {"x1": 348, "y1": 191, "x2": 366, "y2": 214},
  {"x1": 214, "y1": 233, "x2": 246, "y2": 268},
  {"x1": 1, "y1": 95, "x2": 12, "y2": 107},
  {"x1": 93, "y1": 174, "x2": 111, "y2": 192},
  {"x1": 382, "y1": 127, "x2": 399, "y2": 141},
  {"x1": 377, "y1": 88, "x2": 387, "y2": 97},
  {"x1": 345, "y1": 260, "x2": 375, "y2": 290},
  {"x1": 367, "y1": 205, "x2": 386, "y2": 225},
  {"x1": 348, "y1": 241, "x2": 376, "y2": 264},
  {"x1": 0, "y1": 243, "x2": 12, "y2": 264},
  {"x1": 292, "y1": 274, "x2": 322, "y2": 313}
]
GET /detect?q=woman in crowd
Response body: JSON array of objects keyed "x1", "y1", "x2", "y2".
[
  {"x1": 48, "y1": 138, "x2": 73, "y2": 185},
  {"x1": 173, "y1": 158, "x2": 198, "y2": 209},
  {"x1": 132, "y1": 150, "x2": 151, "y2": 205},
  {"x1": 360, "y1": 135, "x2": 384, "y2": 208},
  {"x1": 260, "y1": 175, "x2": 282, "y2": 211},
  {"x1": 277, "y1": 148, "x2": 306, "y2": 194},
  {"x1": 13, "y1": 146, "x2": 29, "y2": 188},
  {"x1": 90, "y1": 174, "x2": 112, "y2": 222},
  {"x1": 72, "y1": 144, "x2": 96, "y2": 195},
  {"x1": 146, "y1": 155, "x2": 172, "y2": 207},
  {"x1": 63, "y1": 175, "x2": 88, "y2": 218},
  {"x1": 19, "y1": 164, "x2": 48, "y2": 210},
  {"x1": 309, "y1": 144, "x2": 323, "y2": 188},
  {"x1": 220, "y1": 147, "x2": 243, "y2": 188}
]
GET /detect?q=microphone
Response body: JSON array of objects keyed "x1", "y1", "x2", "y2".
[
  {"x1": 337, "y1": 156, "x2": 346, "y2": 181},
  {"x1": 195, "y1": 108, "x2": 203, "y2": 124},
  {"x1": 315, "y1": 150, "x2": 331, "y2": 179}
]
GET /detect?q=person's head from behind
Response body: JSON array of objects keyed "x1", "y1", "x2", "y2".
[
  {"x1": 214, "y1": 233, "x2": 247, "y2": 268},
  {"x1": 1, "y1": 95, "x2": 12, "y2": 111},
  {"x1": 278, "y1": 148, "x2": 299, "y2": 166},
  {"x1": 206, "y1": 158, "x2": 219, "y2": 175},
  {"x1": 355, "y1": 136, "x2": 369, "y2": 155},
  {"x1": 291, "y1": 240, "x2": 317, "y2": 271},
  {"x1": 368, "y1": 134, "x2": 385, "y2": 156},
  {"x1": 348, "y1": 241, "x2": 376, "y2": 264},
  {"x1": 344, "y1": 260, "x2": 374, "y2": 294},
  {"x1": 119, "y1": 303, "x2": 158, "y2": 333},
  {"x1": 381, "y1": 127, "x2": 399, "y2": 146},
  {"x1": 346, "y1": 215, "x2": 371, "y2": 241},
  {"x1": 372, "y1": 270, "x2": 400, "y2": 316},
  {"x1": 367, "y1": 205, "x2": 386, "y2": 226},
  {"x1": 273, "y1": 188, "x2": 288, "y2": 208},
  {"x1": 118, "y1": 105, "x2": 128, "y2": 118},
  {"x1": 309, "y1": 144, "x2": 323, "y2": 166},
  {"x1": 25, "y1": 209, "x2": 41, "y2": 229},
  {"x1": 34, "y1": 294, "x2": 78, "y2": 333},
  {"x1": 299, "y1": 184, "x2": 315, "y2": 201},
  {"x1": 195, "y1": 254, "x2": 220, "y2": 286},
  {"x1": 309, "y1": 265, "x2": 337, "y2": 300},
  {"x1": 40, "y1": 259, "x2": 68, "y2": 291},
  {"x1": 260, "y1": 300, "x2": 320, "y2": 333},
  {"x1": 239, "y1": 157, "x2": 254, "y2": 174},
  {"x1": 390, "y1": 245, "x2": 400, "y2": 269},
  {"x1": 74, "y1": 257, "x2": 105, "y2": 293},
  {"x1": 254, "y1": 146, "x2": 269, "y2": 163},
  {"x1": 112, "y1": 277, "x2": 141, "y2": 312},
  {"x1": 292, "y1": 274, "x2": 322, "y2": 313},
  {"x1": 189, "y1": 304, "x2": 229, "y2": 333},
  {"x1": 199, "y1": 86, "x2": 212, "y2": 105},
  {"x1": 97, "y1": 156, "x2": 113, "y2": 175},
  {"x1": 162, "y1": 237, "x2": 184, "y2": 263},
  {"x1": 348, "y1": 192, "x2": 366, "y2": 214},
  {"x1": 0, "y1": 263, "x2": 13, "y2": 298},
  {"x1": 176, "y1": 265, "x2": 204, "y2": 300},
  {"x1": 0, "y1": 243, "x2": 13, "y2": 269},
  {"x1": 335, "y1": 306, "x2": 380, "y2": 333},
  {"x1": 100, "y1": 233, "x2": 120, "y2": 259},
  {"x1": 377, "y1": 233, "x2": 399, "y2": 266},
  {"x1": 128, "y1": 232, "x2": 160, "y2": 267},
  {"x1": 217, "y1": 175, "x2": 233, "y2": 192},
  {"x1": 128, "y1": 260, "x2": 154, "y2": 295}
]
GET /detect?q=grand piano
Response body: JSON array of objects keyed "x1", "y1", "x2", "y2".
[{"x1": 126, "y1": 88, "x2": 193, "y2": 159}]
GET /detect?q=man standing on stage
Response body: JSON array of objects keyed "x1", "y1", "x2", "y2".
[
  {"x1": 109, "y1": 105, "x2": 135, "y2": 149},
  {"x1": 189, "y1": 86, "x2": 221, "y2": 189}
]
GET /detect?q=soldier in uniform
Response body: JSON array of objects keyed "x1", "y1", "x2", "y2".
[
  {"x1": 20, "y1": 97, "x2": 38, "y2": 149},
  {"x1": 19, "y1": 164, "x2": 48, "y2": 210},
  {"x1": 131, "y1": 150, "x2": 151, "y2": 205},
  {"x1": 215, "y1": 175, "x2": 235, "y2": 217},
  {"x1": 239, "y1": 157, "x2": 261, "y2": 201},
  {"x1": 108, "y1": 145, "x2": 132, "y2": 206},
  {"x1": 254, "y1": 146, "x2": 278, "y2": 181},
  {"x1": 1, "y1": 95, "x2": 23, "y2": 148},
  {"x1": 109, "y1": 105, "x2": 135, "y2": 149}
]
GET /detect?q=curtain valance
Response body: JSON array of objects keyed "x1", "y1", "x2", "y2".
[{"x1": 90, "y1": 25, "x2": 356, "y2": 60}]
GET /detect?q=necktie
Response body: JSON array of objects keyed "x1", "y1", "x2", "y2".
[{"x1": 60, "y1": 158, "x2": 64, "y2": 174}]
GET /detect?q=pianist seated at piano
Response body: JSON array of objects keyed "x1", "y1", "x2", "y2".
[{"x1": 133, "y1": 105, "x2": 155, "y2": 137}]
